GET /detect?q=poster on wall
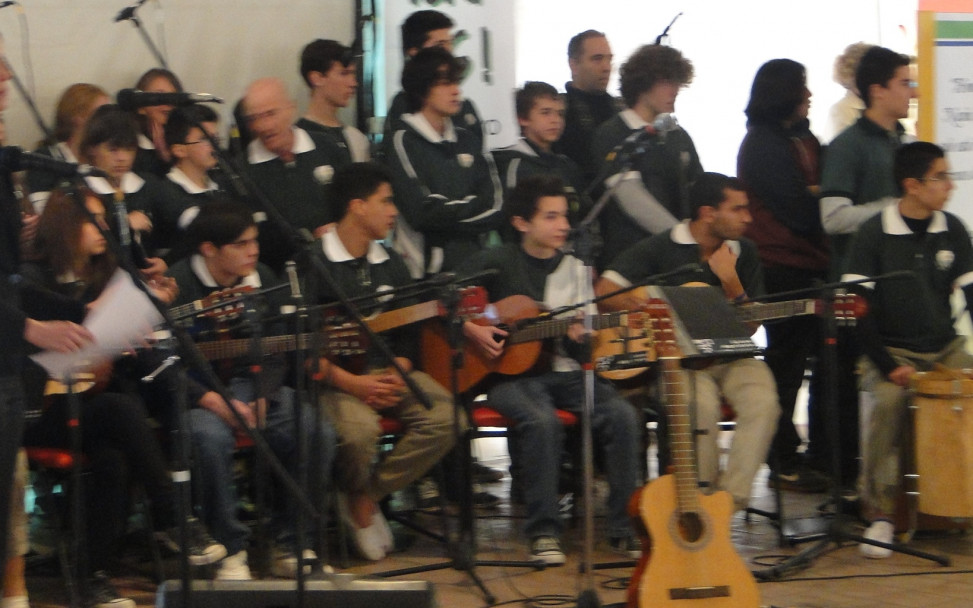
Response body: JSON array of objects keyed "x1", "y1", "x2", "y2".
[
  {"x1": 381, "y1": 0, "x2": 518, "y2": 150},
  {"x1": 919, "y1": 3, "x2": 973, "y2": 227}
]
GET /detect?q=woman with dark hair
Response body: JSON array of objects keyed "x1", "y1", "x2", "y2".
[
  {"x1": 737, "y1": 59, "x2": 830, "y2": 493},
  {"x1": 132, "y1": 68, "x2": 184, "y2": 177},
  {"x1": 21, "y1": 188, "x2": 224, "y2": 608}
]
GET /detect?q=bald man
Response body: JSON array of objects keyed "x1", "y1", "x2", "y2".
[{"x1": 240, "y1": 77, "x2": 346, "y2": 272}]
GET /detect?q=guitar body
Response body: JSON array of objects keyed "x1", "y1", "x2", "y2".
[
  {"x1": 637, "y1": 475, "x2": 760, "y2": 608},
  {"x1": 421, "y1": 294, "x2": 544, "y2": 393}
]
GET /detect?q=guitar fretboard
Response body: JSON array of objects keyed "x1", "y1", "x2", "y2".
[
  {"x1": 662, "y1": 358, "x2": 703, "y2": 515},
  {"x1": 507, "y1": 311, "x2": 630, "y2": 345}
]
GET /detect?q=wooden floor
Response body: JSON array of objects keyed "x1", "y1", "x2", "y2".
[{"x1": 22, "y1": 436, "x2": 973, "y2": 608}]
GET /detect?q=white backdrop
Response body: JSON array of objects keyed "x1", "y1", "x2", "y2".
[
  {"x1": 514, "y1": 0, "x2": 918, "y2": 176},
  {"x1": 0, "y1": 0, "x2": 354, "y2": 148}
]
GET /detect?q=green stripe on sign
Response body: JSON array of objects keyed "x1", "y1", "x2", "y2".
[{"x1": 938, "y1": 20, "x2": 973, "y2": 40}]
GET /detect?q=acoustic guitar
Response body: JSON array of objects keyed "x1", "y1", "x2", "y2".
[
  {"x1": 630, "y1": 298, "x2": 761, "y2": 608},
  {"x1": 420, "y1": 294, "x2": 642, "y2": 393},
  {"x1": 594, "y1": 286, "x2": 866, "y2": 381}
]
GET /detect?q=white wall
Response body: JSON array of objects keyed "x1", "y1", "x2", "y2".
[
  {"x1": 0, "y1": 0, "x2": 354, "y2": 148},
  {"x1": 514, "y1": 0, "x2": 918, "y2": 175}
]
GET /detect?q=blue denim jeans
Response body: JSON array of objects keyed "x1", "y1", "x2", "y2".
[
  {"x1": 487, "y1": 370, "x2": 640, "y2": 540},
  {"x1": 190, "y1": 380, "x2": 336, "y2": 555}
]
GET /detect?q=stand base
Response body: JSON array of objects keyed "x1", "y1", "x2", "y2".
[{"x1": 157, "y1": 576, "x2": 434, "y2": 608}]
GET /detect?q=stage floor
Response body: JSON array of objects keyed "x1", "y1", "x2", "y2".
[{"x1": 23, "y1": 436, "x2": 973, "y2": 608}]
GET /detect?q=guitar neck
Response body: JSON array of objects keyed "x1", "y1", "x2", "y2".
[
  {"x1": 661, "y1": 358, "x2": 703, "y2": 514},
  {"x1": 736, "y1": 299, "x2": 815, "y2": 323},
  {"x1": 507, "y1": 311, "x2": 627, "y2": 345},
  {"x1": 195, "y1": 333, "x2": 313, "y2": 361}
]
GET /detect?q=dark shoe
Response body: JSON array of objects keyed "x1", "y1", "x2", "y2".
[
  {"x1": 529, "y1": 536, "x2": 565, "y2": 566},
  {"x1": 608, "y1": 535, "x2": 642, "y2": 559},
  {"x1": 472, "y1": 462, "x2": 505, "y2": 483},
  {"x1": 767, "y1": 467, "x2": 829, "y2": 493},
  {"x1": 84, "y1": 571, "x2": 135, "y2": 608},
  {"x1": 472, "y1": 487, "x2": 500, "y2": 509},
  {"x1": 155, "y1": 517, "x2": 227, "y2": 566}
]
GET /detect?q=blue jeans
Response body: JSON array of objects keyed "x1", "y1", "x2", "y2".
[
  {"x1": 190, "y1": 380, "x2": 336, "y2": 555},
  {"x1": 488, "y1": 371, "x2": 640, "y2": 540}
]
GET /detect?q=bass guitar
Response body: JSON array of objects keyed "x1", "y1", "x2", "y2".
[{"x1": 628, "y1": 298, "x2": 761, "y2": 608}]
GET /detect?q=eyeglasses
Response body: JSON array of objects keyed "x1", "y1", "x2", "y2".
[{"x1": 921, "y1": 171, "x2": 953, "y2": 183}]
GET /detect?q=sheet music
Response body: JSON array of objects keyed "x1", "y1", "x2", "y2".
[{"x1": 30, "y1": 269, "x2": 163, "y2": 380}]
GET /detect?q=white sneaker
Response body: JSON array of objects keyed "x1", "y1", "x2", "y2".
[
  {"x1": 860, "y1": 520, "x2": 894, "y2": 559},
  {"x1": 271, "y1": 548, "x2": 318, "y2": 578},
  {"x1": 337, "y1": 493, "x2": 393, "y2": 561},
  {"x1": 216, "y1": 550, "x2": 253, "y2": 580},
  {"x1": 1, "y1": 595, "x2": 30, "y2": 608},
  {"x1": 529, "y1": 536, "x2": 566, "y2": 566}
]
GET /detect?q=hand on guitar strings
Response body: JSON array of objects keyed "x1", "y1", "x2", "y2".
[{"x1": 464, "y1": 321, "x2": 507, "y2": 359}]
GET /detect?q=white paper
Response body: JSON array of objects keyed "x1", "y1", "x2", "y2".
[{"x1": 30, "y1": 269, "x2": 164, "y2": 380}]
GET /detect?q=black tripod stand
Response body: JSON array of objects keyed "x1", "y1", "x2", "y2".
[
  {"x1": 753, "y1": 274, "x2": 950, "y2": 580},
  {"x1": 373, "y1": 276, "x2": 542, "y2": 605}
]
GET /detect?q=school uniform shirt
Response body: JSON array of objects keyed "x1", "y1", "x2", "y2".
[
  {"x1": 458, "y1": 242, "x2": 595, "y2": 372},
  {"x1": 386, "y1": 113, "x2": 503, "y2": 279},
  {"x1": 602, "y1": 220, "x2": 765, "y2": 298},
  {"x1": 243, "y1": 126, "x2": 345, "y2": 272},
  {"x1": 168, "y1": 254, "x2": 287, "y2": 405},
  {"x1": 295, "y1": 117, "x2": 370, "y2": 164},
  {"x1": 590, "y1": 108, "x2": 704, "y2": 269},
  {"x1": 314, "y1": 230, "x2": 419, "y2": 368},
  {"x1": 842, "y1": 205, "x2": 973, "y2": 369}
]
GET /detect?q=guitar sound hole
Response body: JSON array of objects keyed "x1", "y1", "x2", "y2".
[{"x1": 677, "y1": 512, "x2": 704, "y2": 543}]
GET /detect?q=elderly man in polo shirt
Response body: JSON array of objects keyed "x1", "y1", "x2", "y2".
[{"x1": 240, "y1": 77, "x2": 346, "y2": 273}]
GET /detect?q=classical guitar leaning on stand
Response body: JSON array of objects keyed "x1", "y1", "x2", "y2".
[{"x1": 626, "y1": 298, "x2": 760, "y2": 608}]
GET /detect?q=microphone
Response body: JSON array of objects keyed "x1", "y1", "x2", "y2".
[
  {"x1": 114, "y1": 0, "x2": 148, "y2": 23},
  {"x1": 651, "y1": 112, "x2": 678, "y2": 139},
  {"x1": 116, "y1": 88, "x2": 224, "y2": 111},
  {"x1": 0, "y1": 2, "x2": 18, "y2": 9},
  {"x1": 0, "y1": 146, "x2": 108, "y2": 178}
]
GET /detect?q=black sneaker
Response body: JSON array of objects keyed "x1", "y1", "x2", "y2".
[
  {"x1": 608, "y1": 535, "x2": 642, "y2": 559},
  {"x1": 155, "y1": 517, "x2": 228, "y2": 566},
  {"x1": 529, "y1": 536, "x2": 566, "y2": 566},
  {"x1": 472, "y1": 462, "x2": 505, "y2": 483},
  {"x1": 767, "y1": 467, "x2": 830, "y2": 494},
  {"x1": 85, "y1": 571, "x2": 135, "y2": 608}
]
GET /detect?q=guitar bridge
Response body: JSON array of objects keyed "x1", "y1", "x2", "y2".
[{"x1": 669, "y1": 585, "x2": 731, "y2": 600}]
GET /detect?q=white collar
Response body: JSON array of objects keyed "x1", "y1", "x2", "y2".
[
  {"x1": 509, "y1": 138, "x2": 538, "y2": 157},
  {"x1": 401, "y1": 112, "x2": 457, "y2": 143},
  {"x1": 620, "y1": 107, "x2": 649, "y2": 130},
  {"x1": 189, "y1": 253, "x2": 262, "y2": 289},
  {"x1": 670, "y1": 219, "x2": 742, "y2": 251},
  {"x1": 53, "y1": 142, "x2": 78, "y2": 163},
  {"x1": 85, "y1": 172, "x2": 145, "y2": 195},
  {"x1": 247, "y1": 126, "x2": 315, "y2": 164},
  {"x1": 321, "y1": 230, "x2": 390, "y2": 264},
  {"x1": 882, "y1": 203, "x2": 948, "y2": 235},
  {"x1": 137, "y1": 133, "x2": 154, "y2": 151},
  {"x1": 167, "y1": 166, "x2": 218, "y2": 194}
]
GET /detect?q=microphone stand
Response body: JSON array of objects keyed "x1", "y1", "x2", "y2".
[
  {"x1": 750, "y1": 273, "x2": 950, "y2": 581},
  {"x1": 114, "y1": 0, "x2": 170, "y2": 70},
  {"x1": 372, "y1": 273, "x2": 542, "y2": 606}
]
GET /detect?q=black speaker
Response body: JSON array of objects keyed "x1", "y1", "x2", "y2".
[{"x1": 156, "y1": 576, "x2": 435, "y2": 608}]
